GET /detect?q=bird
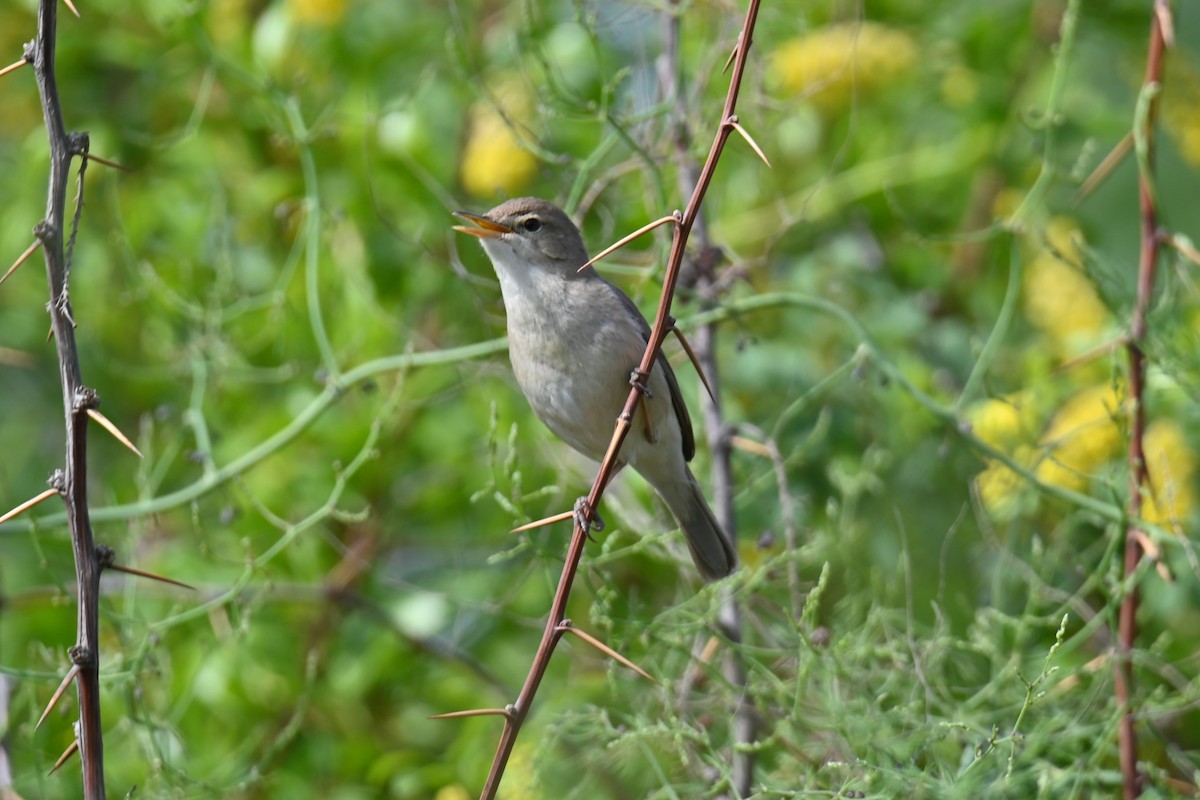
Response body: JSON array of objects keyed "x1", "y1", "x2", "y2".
[{"x1": 453, "y1": 197, "x2": 736, "y2": 580}]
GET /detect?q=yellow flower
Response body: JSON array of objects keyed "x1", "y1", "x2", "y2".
[
  {"x1": 976, "y1": 446, "x2": 1036, "y2": 518},
  {"x1": 435, "y1": 788, "x2": 471, "y2": 800},
  {"x1": 1035, "y1": 385, "x2": 1125, "y2": 492},
  {"x1": 769, "y1": 23, "x2": 917, "y2": 111},
  {"x1": 460, "y1": 80, "x2": 538, "y2": 198},
  {"x1": 1141, "y1": 419, "x2": 1197, "y2": 526},
  {"x1": 288, "y1": 0, "x2": 346, "y2": 25},
  {"x1": 968, "y1": 395, "x2": 1030, "y2": 451},
  {"x1": 1023, "y1": 219, "x2": 1110, "y2": 351}
]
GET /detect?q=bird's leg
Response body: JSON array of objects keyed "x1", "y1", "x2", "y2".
[
  {"x1": 629, "y1": 368, "x2": 658, "y2": 444},
  {"x1": 573, "y1": 496, "x2": 605, "y2": 540}
]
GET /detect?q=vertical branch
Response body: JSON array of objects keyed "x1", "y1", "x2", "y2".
[
  {"x1": 474, "y1": 2, "x2": 763, "y2": 797},
  {"x1": 31, "y1": 0, "x2": 107, "y2": 796},
  {"x1": 1116, "y1": 4, "x2": 1167, "y2": 799},
  {"x1": 661, "y1": 3, "x2": 755, "y2": 795}
]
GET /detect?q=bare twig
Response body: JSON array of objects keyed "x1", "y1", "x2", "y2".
[
  {"x1": 30, "y1": 0, "x2": 107, "y2": 794},
  {"x1": 1116, "y1": 4, "x2": 1169, "y2": 798},
  {"x1": 469, "y1": 3, "x2": 764, "y2": 797}
]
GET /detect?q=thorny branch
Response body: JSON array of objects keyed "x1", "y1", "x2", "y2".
[
  {"x1": 472, "y1": 2, "x2": 764, "y2": 797},
  {"x1": 1116, "y1": 3, "x2": 1169, "y2": 798},
  {"x1": 27, "y1": 0, "x2": 105, "y2": 795}
]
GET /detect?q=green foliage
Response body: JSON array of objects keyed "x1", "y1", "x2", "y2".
[{"x1": 1, "y1": 0, "x2": 1199, "y2": 797}]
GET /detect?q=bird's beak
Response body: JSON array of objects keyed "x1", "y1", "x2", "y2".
[{"x1": 452, "y1": 211, "x2": 512, "y2": 239}]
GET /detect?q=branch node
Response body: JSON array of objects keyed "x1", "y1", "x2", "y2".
[
  {"x1": 68, "y1": 645, "x2": 93, "y2": 667},
  {"x1": 67, "y1": 130, "x2": 89, "y2": 157},
  {"x1": 72, "y1": 386, "x2": 99, "y2": 412}
]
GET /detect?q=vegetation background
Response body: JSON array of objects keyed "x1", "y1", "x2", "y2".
[{"x1": 1, "y1": 0, "x2": 1198, "y2": 797}]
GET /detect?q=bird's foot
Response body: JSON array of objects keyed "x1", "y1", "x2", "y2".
[
  {"x1": 573, "y1": 496, "x2": 605, "y2": 540},
  {"x1": 628, "y1": 368, "x2": 653, "y2": 398}
]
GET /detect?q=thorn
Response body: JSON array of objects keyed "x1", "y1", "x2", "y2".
[
  {"x1": 723, "y1": 34, "x2": 740, "y2": 74},
  {"x1": 730, "y1": 434, "x2": 772, "y2": 459},
  {"x1": 429, "y1": 707, "x2": 513, "y2": 720},
  {"x1": 511, "y1": 509, "x2": 575, "y2": 533},
  {"x1": 1155, "y1": 0, "x2": 1174, "y2": 47},
  {"x1": 48, "y1": 739, "x2": 80, "y2": 775},
  {"x1": 1132, "y1": 529, "x2": 1173, "y2": 583},
  {"x1": 86, "y1": 408, "x2": 144, "y2": 458},
  {"x1": 107, "y1": 563, "x2": 196, "y2": 591},
  {"x1": 557, "y1": 622, "x2": 658, "y2": 684},
  {"x1": 638, "y1": 392, "x2": 657, "y2": 444},
  {"x1": 0, "y1": 488, "x2": 60, "y2": 526},
  {"x1": 62, "y1": 0, "x2": 80, "y2": 18},
  {"x1": 47, "y1": 324, "x2": 54, "y2": 342},
  {"x1": 0, "y1": 57, "x2": 28, "y2": 79},
  {"x1": 669, "y1": 325, "x2": 716, "y2": 403},
  {"x1": 577, "y1": 214, "x2": 680, "y2": 273},
  {"x1": 36, "y1": 664, "x2": 80, "y2": 730},
  {"x1": 728, "y1": 118, "x2": 772, "y2": 168},
  {"x1": 1, "y1": 239, "x2": 43, "y2": 288},
  {"x1": 1164, "y1": 233, "x2": 1200, "y2": 267},
  {"x1": 1074, "y1": 133, "x2": 1132, "y2": 204},
  {"x1": 697, "y1": 634, "x2": 721, "y2": 665},
  {"x1": 85, "y1": 153, "x2": 132, "y2": 173}
]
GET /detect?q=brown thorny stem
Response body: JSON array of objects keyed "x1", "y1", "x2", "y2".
[
  {"x1": 30, "y1": 0, "x2": 107, "y2": 796},
  {"x1": 476, "y1": 2, "x2": 763, "y2": 797},
  {"x1": 1116, "y1": 3, "x2": 1168, "y2": 798}
]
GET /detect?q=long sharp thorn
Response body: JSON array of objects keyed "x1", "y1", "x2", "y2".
[
  {"x1": 730, "y1": 119, "x2": 772, "y2": 168},
  {"x1": 578, "y1": 215, "x2": 679, "y2": 273},
  {"x1": 86, "y1": 153, "x2": 132, "y2": 172},
  {"x1": 36, "y1": 664, "x2": 80, "y2": 731},
  {"x1": 1074, "y1": 133, "x2": 1133, "y2": 204},
  {"x1": 670, "y1": 326, "x2": 716, "y2": 403},
  {"x1": 723, "y1": 34, "x2": 741, "y2": 73},
  {"x1": 0, "y1": 57, "x2": 28, "y2": 79},
  {"x1": 429, "y1": 707, "x2": 513, "y2": 720},
  {"x1": 107, "y1": 563, "x2": 196, "y2": 590},
  {"x1": 730, "y1": 434, "x2": 772, "y2": 459},
  {"x1": 0, "y1": 488, "x2": 59, "y2": 526},
  {"x1": 511, "y1": 509, "x2": 574, "y2": 534},
  {"x1": 1165, "y1": 234, "x2": 1200, "y2": 267},
  {"x1": 86, "y1": 408, "x2": 144, "y2": 458},
  {"x1": 48, "y1": 739, "x2": 80, "y2": 775},
  {"x1": 558, "y1": 623, "x2": 658, "y2": 684},
  {"x1": 62, "y1": 0, "x2": 80, "y2": 17},
  {"x1": 1156, "y1": 0, "x2": 1174, "y2": 47},
  {"x1": 2, "y1": 239, "x2": 42, "y2": 288}
]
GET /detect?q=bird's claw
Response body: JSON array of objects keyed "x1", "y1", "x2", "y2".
[
  {"x1": 573, "y1": 497, "x2": 604, "y2": 540},
  {"x1": 628, "y1": 368, "x2": 653, "y2": 398}
]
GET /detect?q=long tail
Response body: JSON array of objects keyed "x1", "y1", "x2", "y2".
[{"x1": 658, "y1": 468, "x2": 737, "y2": 581}]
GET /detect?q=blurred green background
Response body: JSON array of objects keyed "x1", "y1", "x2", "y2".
[{"x1": 2, "y1": 0, "x2": 1199, "y2": 797}]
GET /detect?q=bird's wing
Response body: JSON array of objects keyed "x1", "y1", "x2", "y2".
[{"x1": 604, "y1": 279, "x2": 696, "y2": 463}]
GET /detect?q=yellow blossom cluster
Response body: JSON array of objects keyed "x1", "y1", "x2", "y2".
[
  {"x1": 460, "y1": 79, "x2": 538, "y2": 199},
  {"x1": 1141, "y1": 419, "x2": 1198, "y2": 526},
  {"x1": 769, "y1": 23, "x2": 917, "y2": 111},
  {"x1": 1022, "y1": 218, "x2": 1110, "y2": 354},
  {"x1": 970, "y1": 385, "x2": 1127, "y2": 516},
  {"x1": 288, "y1": 0, "x2": 346, "y2": 26}
]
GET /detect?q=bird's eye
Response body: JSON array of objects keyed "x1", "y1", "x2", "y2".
[{"x1": 523, "y1": 217, "x2": 541, "y2": 232}]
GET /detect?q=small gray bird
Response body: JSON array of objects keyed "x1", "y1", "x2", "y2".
[{"x1": 453, "y1": 197, "x2": 737, "y2": 581}]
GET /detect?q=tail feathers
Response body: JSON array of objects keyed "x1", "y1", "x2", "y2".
[{"x1": 661, "y1": 469, "x2": 737, "y2": 581}]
